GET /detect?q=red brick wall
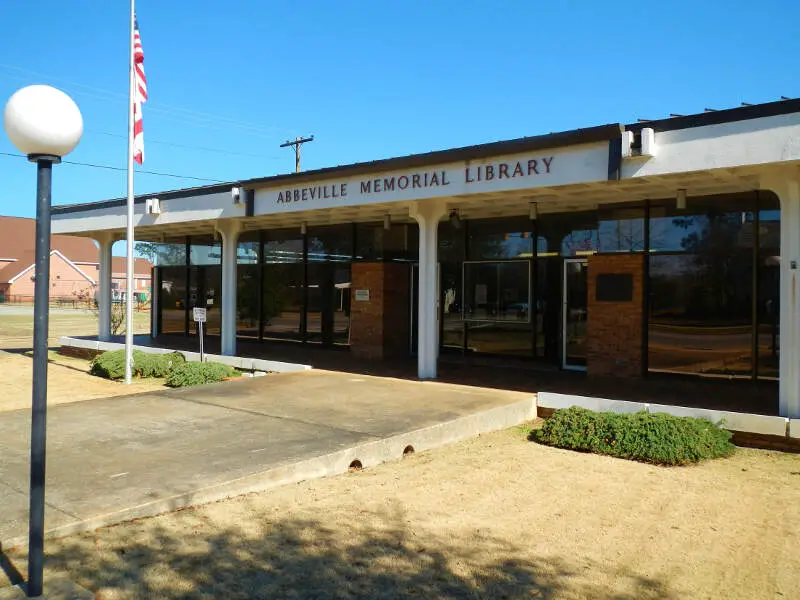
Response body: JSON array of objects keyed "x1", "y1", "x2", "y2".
[
  {"x1": 587, "y1": 254, "x2": 644, "y2": 377},
  {"x1": 350, "y1": 262, "x2": 410, "y2": 360}
]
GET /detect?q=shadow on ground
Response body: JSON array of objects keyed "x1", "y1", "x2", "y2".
[{"x1": 3, "y1": 505, "x2": 676, "y2": 600}]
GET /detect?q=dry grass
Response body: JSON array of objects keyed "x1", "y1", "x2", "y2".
[
  {"x1": 0, "y1": 351, "x2": 169, "y2": 412},
  {"x1": 0, "y1": 308, "x2": 150, "y2": 351},
  {"x1": 2, "y1": 426, "x2": 799, "y2": 599},
  {"x1": 0, "y1": 308, "x2": 163, "y2": 412}
]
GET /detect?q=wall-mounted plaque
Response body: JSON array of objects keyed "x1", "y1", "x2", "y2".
[
  {"x1": 595, "y1": 273, "x2": 633, "y2": 302},
  {"x1": 354, "y1": 289, "x2": 370, "y2": 301}
]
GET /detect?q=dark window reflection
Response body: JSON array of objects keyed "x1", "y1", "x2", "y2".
[
  {"x1": 189, "y1": 235, "x2": 221, "y2": 266},
  {"x1": 757, "y1": 202, "x2": 781, "y2": 379},
  {"x1": 262, "y1": 263, "x2": 304, "y2": 341},
  {"x1": 464, "y1": 261, "x2": 530, "y2": 322},
  {"x1": 188, "y1": 265, "x2": 221, "y2": 336},
  {"x1": 468, "y1": 218, "x2": 532, "y2": 260},
  {"x1": 308, "y1": 225, "x2": 353, "y2": 263},
  {"x1": 159, "y1": 266, "x2": 186, "y2": 334},
  {"x1": 306, "y1": 263, "x2": 351, "y2": 344},
  {"x1": 237, "y1": 264, "x2": 260, "y2": 339},
  {"x1": 598, "y1": 208, "x2": 645, "y2": 253},
  {"x1": 440, "y1": 262, "x2": 463, "y2": 349},
  {"x1": 356, "y1": 223, "x2": 418, "y2": 262},
  {"x1": 466, "y1": 322, "x2": 532, "y2": 356},
  {"x1": 152, "y1": 242, "x2": 186, "y2": 266},
  {"x1": 537, "y1": 212, "x2": 599, "y2": 257}
]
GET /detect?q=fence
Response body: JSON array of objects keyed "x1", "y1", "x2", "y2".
[{"x1": 0, "y1": 294, "x2": 150, "y2": 310}]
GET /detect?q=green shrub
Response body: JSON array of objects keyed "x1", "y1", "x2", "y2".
[
  {"x1": 90, "y1": 349, "x2": 185, "y2": 380},
  {"x1": 165, "y1": 361, "x2": 239, "y2": 388},
  {"x1": 531, "y1": 406, "x2": 735, "y2": 465},
  {"x1": 135, "y1": 351, "x2": 186, "y2": 378},
  {"x1": 90, "y1": 349, "x2": 139, "y2": 380}
]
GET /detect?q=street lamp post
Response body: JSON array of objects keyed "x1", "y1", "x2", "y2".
[{"x1": 3, "y1": 85, "x2": 83, "y2": 598}]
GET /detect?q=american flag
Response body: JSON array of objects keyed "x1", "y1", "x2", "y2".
[{"x1": 133, "y1": 16, "x2": 147, "y2": 164}]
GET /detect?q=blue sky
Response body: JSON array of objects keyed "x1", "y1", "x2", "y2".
[{"x1": 1, "y1": 0, "x2": 799, "y2": 223}]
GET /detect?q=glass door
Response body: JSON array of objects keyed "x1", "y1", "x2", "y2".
[{"x1": 562, "y1": 259, "x2": 588, "y2": 371}]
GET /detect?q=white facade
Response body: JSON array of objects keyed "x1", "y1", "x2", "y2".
[{"x1": 51, "y1": 101, "x2": 800, "y2": 417}]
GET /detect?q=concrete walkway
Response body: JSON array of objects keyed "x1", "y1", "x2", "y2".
[{"x1": 0, "y1": 371, "x2": 534, "y2": 547}]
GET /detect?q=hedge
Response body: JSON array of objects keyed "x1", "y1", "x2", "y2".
[
  {"x1": 531, "y1": 406, "x2": 735, "y2": 465},
  {"x1": 90, "y1": 349, "x2": 186, "y2": 380},
  {"x1": 165, "y1": 361, "x2": 239, "y2": 387}
]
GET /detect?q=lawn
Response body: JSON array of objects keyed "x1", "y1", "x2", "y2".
[
  {"x1": 0, "y1": 306, "x2": 162, "y2": 412},
  {"x1": 0, "y1": 305, "x2": 150, "y2": 351},
  {"x1": 2, "y1": 426, "x2": 798, "y2": 599},
  {"x1": 0, "y1": 350, "x2": 167, "y2": 412}
]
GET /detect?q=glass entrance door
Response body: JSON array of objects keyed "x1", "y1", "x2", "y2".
[{"x1": 562, "y1": 259, "x2": 588, "y2": 370}]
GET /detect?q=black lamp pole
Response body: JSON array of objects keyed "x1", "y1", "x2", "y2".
[{"x1": 26, "y1": 153, "x2": 60, "y2": 598}]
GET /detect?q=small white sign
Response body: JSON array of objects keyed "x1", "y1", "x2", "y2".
[
  {"x1": 354, "y1": 289, "x2": 370, "y2": 302},
  {"x1": 193, "y1": 307, "x2": 207, "y2": 323}
]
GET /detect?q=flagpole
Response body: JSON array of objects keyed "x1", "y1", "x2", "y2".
[{"x1": 124, "y1": 0, "x2": 136, "y2": 384}]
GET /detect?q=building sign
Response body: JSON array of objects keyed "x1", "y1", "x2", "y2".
[
  {"x1": 354, "y1": 289, "x2": 370, "y2": 302},
  {"x1": 193, "y1": 307, "x2": 207, "y2": 322},
  {"x1": 274, "y1": 155, "x2": 555, "y2": 206}
]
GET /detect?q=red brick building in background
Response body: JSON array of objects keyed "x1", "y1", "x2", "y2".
[{"x1": 0, "y1": 216, "x2": 151, "y2": 303}]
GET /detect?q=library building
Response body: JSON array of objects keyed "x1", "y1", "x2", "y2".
[{"x1": 52, "y1": 99, "x2": 800, "y2": 419}]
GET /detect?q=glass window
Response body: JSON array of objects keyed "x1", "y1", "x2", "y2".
[
  {"x1": 149, "y1": 241, "x2": 186, "y2": 266},
  {"x1": 648, "y1": 253, "x2": 754, "y2": 378},
  {"x1": 757, "y1": 194, "x2": 780, "y2": 380},
  {"x1": 308, "y1": 225, "x2": 353, "y2": 263},
  {"x1": 237, "y1": 264, "x2": 260, "y2": 339},
  {"x1": 466, "y1": 322, "x2": 532, "y2": 357},
  {"x1": 648, "y1": 197, "x2": 754, "y2": 253},
  {"x1": 306, "y1": 263, "x2": 351, "y2": 344},
  {"x1": 158, "y1": 266, "x2": 186, "y2": 334},
  {"x1": 537, "y1": 212, "x2": 598, "y2": 257},
  {"x1": 189, "y1": 235, "x2": 221, "y2": 265},
  {"x1": 262, "y1": 263, "x2": 304, "y2": 341},
  {"x1": 468, "y1": 218, "x2": 532, "y2": 260},
  {"x1": 237, "y1": 231, "x2": 259, "y2": 265},
  {"x1": 188, "y1": 266, "x2": 222, "y2": 336},
  {"x1": 440, "y1": 262, "x2": 463, "y2": 349},
  {"x1": 598, "y1": 207, "x2": 645, "y2": 253},
  {"x1": 535, "y1": 257, "x2": 562, "y2": 361},
  {"x1": 464, "y1": 261, "x2": 530, "y2": 322},
  {"x1": 647, "y1": 193, "x2": 759, "y2": 379},
  {"x1": 439, "y1": 221, "x2": 464, "y2": 263},
  {"x1": 264, "y1": 230, "x2": 304, "y2": 264},
  {"x1": 355, "y1": 223, "x2": 418, "y2": 262}
]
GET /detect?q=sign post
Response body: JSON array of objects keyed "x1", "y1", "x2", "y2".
[{"x1": 193, "y1": 307, "x2": 207, "y2": 362}]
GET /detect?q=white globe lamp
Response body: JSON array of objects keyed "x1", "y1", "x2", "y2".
[
  {"x1": 2, "y1": 84, "x2": 82, "y2": 599},
  {"x1": 4, "y1": 84, "x2": 83, "y2": 160}
]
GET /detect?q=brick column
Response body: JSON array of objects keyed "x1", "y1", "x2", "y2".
[
  {"x1": 350, "y1": 262, "x2": 411, "y2": 360},
  {"x1": 587, "y1": 254, "x2": 645, "y2": 377}
]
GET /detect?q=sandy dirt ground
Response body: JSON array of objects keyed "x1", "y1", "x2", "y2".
[
  {"x1": 0, "y1": 350, "x2": 169, "y2": 412},
  {"x1": 0, "y1": 308, "x2": 167, "y2": 412},
  {"x1": 2, "y1": 426, "x2": 798, "y2": 599}
]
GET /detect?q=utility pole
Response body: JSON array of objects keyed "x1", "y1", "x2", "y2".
[{"x1": 280, "y1": 135, "x2": 314, "y2": 173}]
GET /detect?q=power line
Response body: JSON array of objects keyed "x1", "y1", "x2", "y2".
[
  {"x1": 0, "y1": 64, "x2": 292, "y2": 140},
  {"x1": 0, "y1": 151, "x2": 225, "y2": 183},
  {"x1": 84, "y1": 128, "x2": 283, "y2": 160}
]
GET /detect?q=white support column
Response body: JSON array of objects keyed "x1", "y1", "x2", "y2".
[
  {"x1": 150, "y1": 267, "x2": 159, "y2": 338},
  {"x1": 216, "y1": 219, "x2": 242, "y2": 356},
  {"x1": 410, "y1": 200, "x2": 447, "y2": 379},
  {"x1": 95, "y1": 234, "x2": 114, "y2": 341},
  {"x1": 762, "y1": 172, "x2": 800, "y2": 418}
]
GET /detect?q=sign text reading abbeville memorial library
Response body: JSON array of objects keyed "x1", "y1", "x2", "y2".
[{"x1": 275, "y1": 156, "x2": 554, "y2": 204}]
